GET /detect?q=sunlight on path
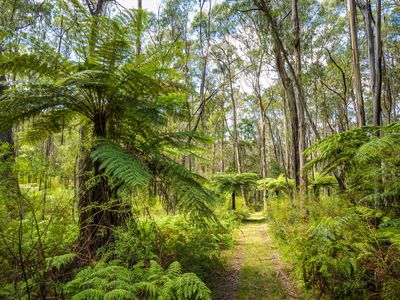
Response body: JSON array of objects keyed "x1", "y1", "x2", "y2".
[{"x1": 213, "y1": 213, "x2": 299, "y2": 300}]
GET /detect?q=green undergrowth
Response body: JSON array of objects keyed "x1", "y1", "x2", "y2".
[
  {"x1": 63, "y1": 260, "x2": 212, "y2": 300},
  {"x1": 0, "y1": 191, "x2": 240, "y2": 299},
  {"x1": 266, "y1": 195, "x2": 400, "y2": 299}
]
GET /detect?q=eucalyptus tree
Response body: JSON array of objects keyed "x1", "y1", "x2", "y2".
[
  {"x1": 233, "y1": 5, "x2": 274, "y2": 209},
  {"x1": 253, "y1": 0, "x2": 304, "y2": 194},
  {"x1": 0, "y1": 4, "x2": 215, "y2": 259},
  {"x1": 190, "y1": 0, "x2": 213, "y2": 134},
  {"x1": 349, "y1": 0, "x2": 366, "y2": 126}
]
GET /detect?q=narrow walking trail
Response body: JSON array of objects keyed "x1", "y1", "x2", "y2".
[{"x1": 212, "y1": 213, "x2": 299, "y2": 300}]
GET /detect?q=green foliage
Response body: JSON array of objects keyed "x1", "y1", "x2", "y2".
[
  {"x1": 266, "y1": 196, "x2": 400, "y2": 299},
  {"x1": 299, "y1": 207, "x2": 400, "y2": 298},
  {"x1": 64, "y1": 260, "x2": 212, "y2": 300},
  {"x1": 156, "y1": 214, "x2": 231, "y2": 278},
  {"x1": 308, "y1": 173, "x2": 337, "y2": 195},
  {"x1": 308, "y1": 173, "x2": 337, "y2": 189},
  {"x1": 212, "y1": 172, "x2": 259, "y2": 193},
  {"x1": 45, "y1": 253, "x2": 76, "y2": 271},
  {"x1": 0, "y1": 187, "x2": 78, "y2": 299},
  {"x1": 91, "y1": 140, "x2": 217, "y2": 224},
  {"x1": 91, "y1": 142, "x2": 151, "y2": 187},
  {"x1": 257, "y1": 174, "x2": 294, "y2": 195},
  {"x1": 305, "y1": 122, "x2": 400, "y2": 214}
]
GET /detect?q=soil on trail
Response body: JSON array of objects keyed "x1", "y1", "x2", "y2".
[{"x1": 211, "y1": 213, "x2": 299, "y2": 300}]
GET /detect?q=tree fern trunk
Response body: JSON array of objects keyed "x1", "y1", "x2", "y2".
[{"x1": 76, "y1": 117, "x2": 127, "y2": 261}]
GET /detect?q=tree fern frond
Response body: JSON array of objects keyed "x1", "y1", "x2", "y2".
[
  {"x1": 91, "y1": 141, "x2": 151, "y2": 187},
  {"x1": 81, "y1": 277, "x2": 109, "y2": 290},
  {"x1": 25, "y1": 109, "x2": 75, "y2": 142},
  {"x1": 103, "y1": 289, "x2": 134, "y2": 300},
  {"x1": 45, "y1": 253, "x2": 76, "y2": 271},
  {"x1": 166, "y1": 261, "x2": 182, "y2": 277},
  {"x1": 309, "y1": 173, "x2": 337, "y2": 190},
  {"x1": 154, "y1": 154, "x2": 217, "y2": 223},
  {"x1": 214, "y1": 173, "x2": 259, "y2": 193},
  {"x1": 130, "y1": 281, "x2": 159, "y2": 298},
  {"x1": 71, "y1": 288, "x2": 103, "y2": 300},
  {"x1": 257, "y1": 174, "x2": 294, "y2": 193},
  {"x1": 89, "y1": 265, "x2": 132, "y2": 282},
  {"x1": 0, "y1": 52, "x2": 73, "y2": 79},
  {"x1": 65, "y1": 260, "x2": 212, "y2": 300},
  {"x1": 105, "y1": 280, "x2": 133, "y2": 292},
  {"x1": 0, "y1": 87, "x2": 68, "y2": 132},
  {"x1": 356, "y1": 134, "x2": 400, "y2": 162},
  {"x1": 361, "y1": 190, "x2": 400, "y2": 205}
]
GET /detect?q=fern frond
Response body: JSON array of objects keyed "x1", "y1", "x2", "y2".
[
  {"x1": 309, "y1": 173, "x2": 337, "y2": 190},
  {"x1": 214, "y1": 172, "x2": 259, "y2": 193},
  {"x1": 356, "y1": 133, "x2": 400, "y2": 162},
  {"x1": 91, "y1": 141, "x2": 151, "y2": 187},
  {"x1": 105, "y1": 280, "x2": 132, "y2": 292},
  {"x1": 103, "y1": 289, "x2": 134, "y2": 300},
  {"x1": 0, "y1": 87, "x2": 67, "y2": 132},
  {"x1": 257, "y1": 174, "x2": 294, "y2": 193},
  {"x1": 72, "y1": 288, "x2": 103, "y2": 300},
  {"x1": 131, "y1": 281, "x2": 159, "y2": 298},
  {"x1": 0, "y1": 52, "x2": 73, "y2": 79},
  {"x1": 25, "y1": 109, "x2": 75, "y2": 142},
  {"x1": 45, "y1": 253, "x2": 76, "y2": 271},
  {"x1": 166, "y1": 261, "x2": 182, "y2": 277},
  {"x1": 171, "y1": 272, "x2": 212, "y2": 300},
  {"x1": 154, "y1": 154, "x2": 217, "y2": 223}
]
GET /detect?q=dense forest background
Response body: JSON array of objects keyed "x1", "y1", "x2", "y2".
[{"x1": 0, "y1": 0, "x2": 399, "y2": 299}]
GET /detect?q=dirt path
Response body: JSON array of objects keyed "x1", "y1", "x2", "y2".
[{"x1": 212, "y1": 213, "x2": 300, "y2": 300}]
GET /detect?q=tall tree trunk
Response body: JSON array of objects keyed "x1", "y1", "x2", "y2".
[
  {"x1": 227, "y1": 60, "x2": 247, "y2": 205},
  {"x1": 359, "y1": 0, "x2": 376, "y2": 100},
  {"x1": 374, "y1": 0, "x2": 382, "y2": 126},
  {"x1": 292, "y1": 0, "x2": 307, "y2": 206},
  {"x1": 258, "y1": 105, "x2": 267, "y2": 210},
  {"x1": 220, "y1": 99, "x2": 225, "y2": 173},
  {"x1": 283, "y1": 94, "x2": 291, "y2": 178},
  {"x1": 349, "y1": 0, "x2": 366, "y2": 126},
  {"x1": 76, "y1": 116, "x2": 125, "y2": 261},
  {"x1": 191, "y1": 0, "x2": 211, "y2": 134},
  {"x1": 255, "y1": 57, "x2": 268, "y2": 210},
  {"x1": 230, "y1": 72, "x2": 241, "y2": 175},
  {"x1": 383, "y1": 57, "x2": 393, "y2": 124},
  {"x1": 136, "y1": 0, "x2": 142, "y2": 56},
  {"x1": 274, "y1": 47, "x2": 300, "y2": 187}
]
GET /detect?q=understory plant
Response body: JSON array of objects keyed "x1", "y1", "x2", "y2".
[
  {"x1": 63, "y1": 260, "x2": 212, "y2": 300},
  {"x1": 267, "y1": 123, "x2": 400, "y2": 299}
]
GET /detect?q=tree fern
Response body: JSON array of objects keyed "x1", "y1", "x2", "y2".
[
  {"x1": 257, "y1": 174, "x2": 294, "y2": 194},
  {"x1": 305, "y1": 122, "x2": 400, "y2": 207},
  {"x1": 0, "y1": 5, "x2": 216, "y2": 257}
]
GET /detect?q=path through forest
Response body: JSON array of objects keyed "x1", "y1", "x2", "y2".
[{"x1": 211, "y1": 213, "x2": 299, "y2": 300}]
